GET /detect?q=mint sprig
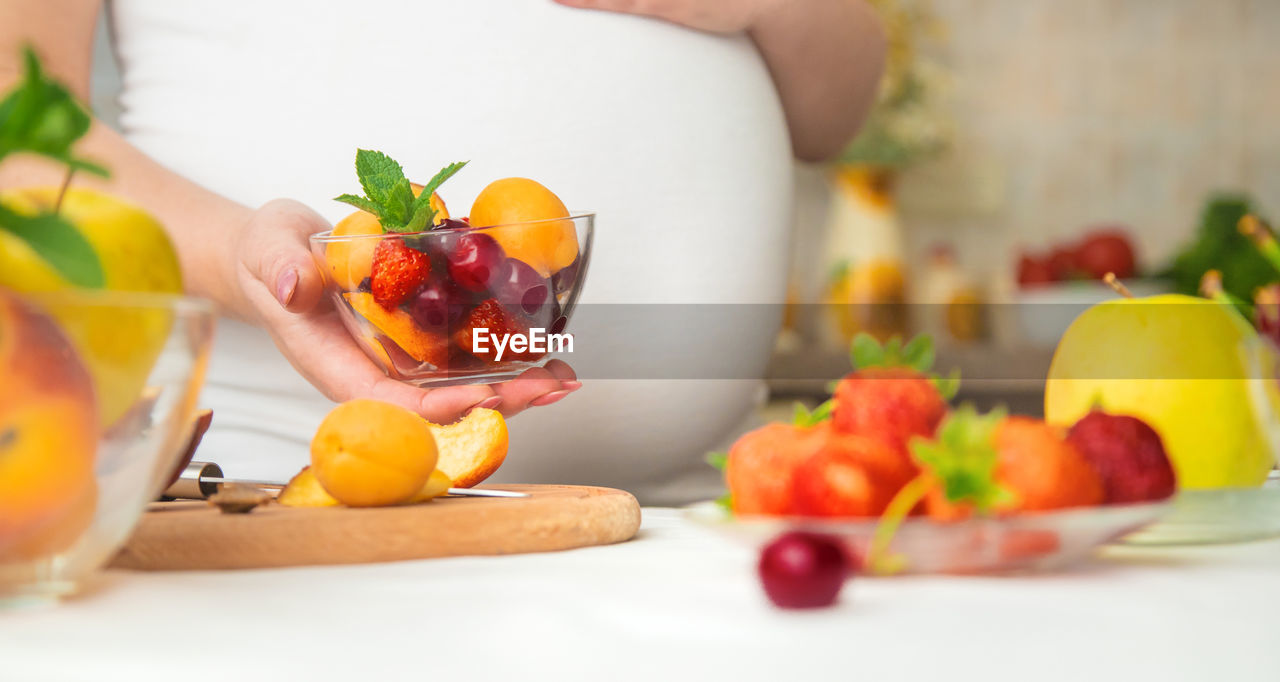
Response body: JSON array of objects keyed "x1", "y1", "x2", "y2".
[
  {"x1": 334, "y1": 149, "x2": 466, "y2": 233},
  {"x1": 0, "y1": 47, "x2": 105, "y2": 288}
]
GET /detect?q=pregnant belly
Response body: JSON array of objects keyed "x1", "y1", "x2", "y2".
[{"x1": 115, "y1": 1, "x2": 792, "y2": 496}]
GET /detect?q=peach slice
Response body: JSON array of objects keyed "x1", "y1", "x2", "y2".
[
  {"x1": 344, "y1": 292, "x2": 449, "y2": 367},
  {"x1": 277, "y1": 466, "x2": 340, "y2": 508},
  {"x1": 407, "y1": 469, "x2": 453, "y2": 503},
  {"x1": 429, "y1": 408, "x2": 509, "y2": 488}
]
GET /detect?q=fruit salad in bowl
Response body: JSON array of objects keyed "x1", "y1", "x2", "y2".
[{"x1": 311, "y1": 151, "x2": 592, "y2": 386}]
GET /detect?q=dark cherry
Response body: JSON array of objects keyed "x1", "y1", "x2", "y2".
[
  {"x1": 447, "y1": 232, "x2": 506, "y2": 293},
  {"x1": 491, "y1": 258, "x2": 551, "y2": 318},
  {"x1": 757, "y1": 532, "x2": 852, "y2": 609},
  {"x1": 550, "y1": 257, "x2": 580, "y2": 296},
  {"x1": 407, "y1": 278, "x2": 469, "y2": 331},
  {"x1": 436, "y1": 218, "x2": 470, "y2": 231}
]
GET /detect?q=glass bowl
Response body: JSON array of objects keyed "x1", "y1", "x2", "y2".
[
  {"x1": 310, "y1": 213, "x2": 593, "y2": 386},
  {"x1": 0, "y1": 290, "x2": 214, "y2": 606},
  {"x1": 685, "y1": 500, "x2": 1171, "y2": 575}
]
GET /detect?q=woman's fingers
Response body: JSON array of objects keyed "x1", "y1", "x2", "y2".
[
  {"x1": 239, "y1": 199, "x2": 330, "y2": 315},
  {"x1": 488, "y1": 361, "x2": 580, "y2": 415}
]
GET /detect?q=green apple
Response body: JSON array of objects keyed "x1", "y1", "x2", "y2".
[{"x1": 1045, "y1": 294, "x2": 1278, "y2": 489}]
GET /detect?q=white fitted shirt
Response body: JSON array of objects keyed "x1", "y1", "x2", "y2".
[{"x1": 107, "y1": 0, "x2": 793, "y2": 504}]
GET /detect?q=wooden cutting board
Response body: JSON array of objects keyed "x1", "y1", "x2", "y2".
[{"x1": 111, "y1": 484, "x2": 641, "y2": 571}]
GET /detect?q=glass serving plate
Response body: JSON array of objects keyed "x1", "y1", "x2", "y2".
[{"x1": 685, "y1": 500, "x2": 1171, "y2": 575}]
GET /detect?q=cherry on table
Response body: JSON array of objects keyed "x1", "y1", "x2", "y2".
[{"x1": 757, "y1": 531, "x2": 853, "y2": 609}]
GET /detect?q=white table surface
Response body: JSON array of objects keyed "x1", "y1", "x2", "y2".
[{"x1": 2, "y1": 508, "x2": 1278, "y2": 682}]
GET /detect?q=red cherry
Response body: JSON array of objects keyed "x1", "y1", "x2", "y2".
[
  {"x1": 757, "y1": 532, "x2": 852, "y2": 609},
  {"x1": 447, "y1": 232, "x2": 506, "y2": 293}
]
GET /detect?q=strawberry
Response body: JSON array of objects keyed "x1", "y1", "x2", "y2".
[
  {"x1": 994, "y1": 416, "x2": 1104, "y2": 511},
  {"x1": 1066, "y1": 410, "x2": 1176, "y2": 503},
  {"x1": 725, "y1": 423, "x2": 823, "y2": 516},
  {"x1": 370, "y1": 238, "x2": 431, "y2": 309},
  {"x1": 912, "y1": 409, "x2": 1103, "y2": 519},
  {"x1": 453, "y1": 298, "x2": 545, "y2": 363},
  {"x1": 831, "y1": 335, "x2": 953, "y2": 448},
  {"x1": 790, "y1": 433, "x2": 898, "y2": 518}
]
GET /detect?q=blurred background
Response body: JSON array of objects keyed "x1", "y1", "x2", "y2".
[{"x1": 88, "y1": 0, "x2": 1280, "y2": 414}]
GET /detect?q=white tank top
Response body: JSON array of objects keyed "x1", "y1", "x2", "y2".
[{"x1": 108, "y1": 0, "x2": 793, "y2": 504}]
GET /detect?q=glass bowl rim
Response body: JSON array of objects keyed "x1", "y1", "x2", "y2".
[
  {"x1": 15, "y1": 289, "x2": 216, "y2": 315},
  {"x1": 309, "y1": 211, "x2": 596, "y2": 243}
]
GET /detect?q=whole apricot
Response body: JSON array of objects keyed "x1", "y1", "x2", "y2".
[
  {"x1": 310, "y1": 399, "x2": 438, "y2": 507},
  {"x1": 469, "y1": 178, "x2": 577, "y2": 276}
]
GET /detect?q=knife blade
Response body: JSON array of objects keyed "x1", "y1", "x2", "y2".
[{"x1": 161, "y1": 463, "x2": 528, "y2": 500}]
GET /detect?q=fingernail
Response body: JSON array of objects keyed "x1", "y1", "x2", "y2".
[
  {"x1": 473, "y1": 396, "x2": 503, "y2": 411},
  {"x1": 275, "y1": 268, "x2": 298, "y2": 307},
  {"x1": 562, "y1": 380, "x2": 583, "y2": 391},
  {"x1": 530, "y1": 390, "x2": 572, "y2": 407}
]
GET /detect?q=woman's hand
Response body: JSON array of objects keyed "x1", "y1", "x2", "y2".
[
  {"x1": 231, "y1": 199, "x2": 579, "y2": 422},
  {"x1": 552, "y1": 0, "x2": 780, "y2": 33}
]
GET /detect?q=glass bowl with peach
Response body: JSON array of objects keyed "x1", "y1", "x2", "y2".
[
  {"x1": 311, "y1": 153, "x2": 593, "y2": 386},
  {"x1": 0, "y1": 289, "x2": 214, "y2": 606}
]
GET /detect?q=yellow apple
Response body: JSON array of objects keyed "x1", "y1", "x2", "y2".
[
  {"x1": 0, "y1": 186, "x2": 182, "y2": 427},
  {"x1": 1045, "y1": 294, "x2": 1278, "y2": 489}
]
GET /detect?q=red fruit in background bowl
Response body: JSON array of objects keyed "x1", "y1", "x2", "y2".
[
  {"x1": 758, "y1": 532, "x2": 852, "y2": 609},
  {"x1": 1066, "y1": 410, "x2": 1176, "y2": 503},
  {"x1": 1017, "y1": 252, "x2": 1057, "y2": 289},
  {"x1": 1074, "y1": 229, "x2": 1136, "y2": 280},
  {"x1": 726, "y1": 423, "x2": 823, "y2": 516},
  {"x1": 370, "y1": 238, "x2": 431, "y2": 309},
  {"x1": 1048, "y1": 245, "x2": 1080, "y2": 280}
]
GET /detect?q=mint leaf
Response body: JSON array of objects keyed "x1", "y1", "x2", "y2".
[
  {"x1": 417, "y1": 161, "x2": 467, "y2": 211},
  {"x1": 0, "y1": 47, "x2": 107, "y2": 176},
  {"x1": 338, "y1": 152, "x2": 467, "y2": 233},
  {"x1": 704, "y1": 451, "x2": 728, "y2": 472},
  {"x1": 333, "y1": 193, "x2": 382, "y2": 217},
  {"x1": 0, "y1": 203, "x2": 103, "y2": 287},
  {"x1": 353, "y1": 149, "x2": 405, "y2": 209},
  {"x1": 380, "y1": 178, "x2": 417, "y2": 232},
  {"x1": 407, "y1": 161, "x2": 468, "y2": 231}
]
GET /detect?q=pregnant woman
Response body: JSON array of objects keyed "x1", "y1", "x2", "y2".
[{"x1": 0, "y1": 0, "x2": 884, "y2": 504}]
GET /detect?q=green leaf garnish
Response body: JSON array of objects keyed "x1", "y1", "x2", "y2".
[
  {"x1": 0, "y1": 203, "x2": 104, "y2": 287},
  {"x1": 792, "y1": 399, "x2": 834, "y2": 427},
  {"x1": 714, "y1": 492, "x2": 733, "y2": 512},
  {"x1": 704, "y1": 451, "x2": 728, "y2": 472},
  {"x1": 910, "y1": 404, "x2": 1014, "y2": 512},
  {"x1": 849, "y1": 332, "x2": 962, "y2": 399},
  {"x1": 0, "y1": 47, "x2": 107, "y2": 176},
  {"x1": 866, "y1": 404, "x2": 1014, "y2": 575},
  {"x1": 0, "y1": 46, "x2": 106, "y2": 287},
  {"x1": 334, "y1": 149, "x2": 466, "y2": 233}
]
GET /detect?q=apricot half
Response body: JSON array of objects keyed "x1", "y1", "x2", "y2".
[
  {"x1": 429, "y1": 408, "x2": 509, "y2": 488},
  {"x1": 310, "y1": 399, "x2": 438, "y2": 507}
]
